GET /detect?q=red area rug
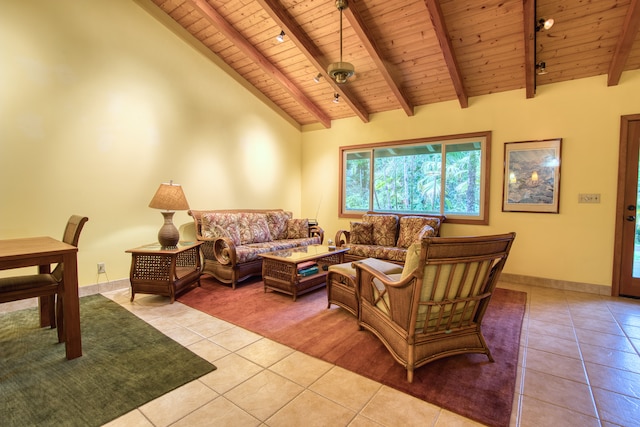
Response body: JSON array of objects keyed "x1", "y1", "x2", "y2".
[{"x1": 178, "y1": 277, "x2": 526, "y2": 427}]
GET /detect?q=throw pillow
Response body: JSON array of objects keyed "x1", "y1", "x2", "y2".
[
  {"x1": 349, "y1": 222, "x2": 373, "y2": 245},
  {"x1": 396, "y1": 216, "x2": 441, "y2": 248},
  {"x1": 201, "y1": 213, "x2": 241, "y2": 246},
  {"x1": 286, "y1": 218, "x2": 309, "y2": 239},
  {"x1": 266, "y1": 211, "x2": 292, "y2": 240},
  {"x1": 401, "y1": 242, "x2": 422, "y2": 279},
  {"x1": 363, "y1": 214, "x2": 398, "y2": 246}
]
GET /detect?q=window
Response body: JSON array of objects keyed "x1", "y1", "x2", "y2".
[{"x1": 340, "y1": 131, "x2": 491, "y2": 225}]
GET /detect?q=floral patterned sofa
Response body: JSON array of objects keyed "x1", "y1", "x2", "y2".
[
  {"x1": 334, "y1": 212, "x2": 445, "y2": 264},
  {"x1": 189, "y1": 209, "x2": 324, "y2": 289}
]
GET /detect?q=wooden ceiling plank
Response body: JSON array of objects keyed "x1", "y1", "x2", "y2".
[
  {"x1": 608, "y1": 0, "x2": 640, "y2": 86},
  {"x1": 256, "y1": 0, "x2": 370, "y2": 123},
  {"x1": 423, "y1": 0, "x2": 468, "y2": 108},
  {"x1": 344, "y1": 0, "x2": 415, "y2": 116},
  {"x1": 187, "y1": 0, "x2": 331, "y2": 128},
  {"x1": 523, "y1": 0, "x2": 535, "y2": 98}
]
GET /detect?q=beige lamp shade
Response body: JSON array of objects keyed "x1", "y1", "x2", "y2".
[
  {"x1": 148, "y1": 182, "x2": 189, "y2": 247},
  {"x1": 148, "y1": 182, "x2": 190, "y2": 211}
]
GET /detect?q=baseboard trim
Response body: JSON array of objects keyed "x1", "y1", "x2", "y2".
[
  {"x1": 500, "y1": 273, "x2": 612, "y2": 296},
  {"x1": 79, "y1": 279, "x2": 130, "y2": 297}
]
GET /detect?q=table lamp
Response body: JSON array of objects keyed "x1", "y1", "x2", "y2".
[{"x1": 148, "y1": 181, "x2": 190, "y2": 247}]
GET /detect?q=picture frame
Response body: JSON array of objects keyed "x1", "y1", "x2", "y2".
[{"x1": 502, "y1": 138, "x2": 562, "y2": 213}]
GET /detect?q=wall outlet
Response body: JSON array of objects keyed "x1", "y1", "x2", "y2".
[
  {"x1": 97, "y1": 262, "x2": 106, "y2": 274},
  {"x1": 578, "y1": 193, "x2": 601, "y2": 203}
]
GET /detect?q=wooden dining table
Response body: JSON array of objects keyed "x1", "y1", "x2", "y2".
[{"x1": 0, "y1": 236, "x2": 82, "y2": 359}]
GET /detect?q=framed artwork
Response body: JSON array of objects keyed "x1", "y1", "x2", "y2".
[{"x1": 502, "y1": 138, "x2": 562, "y2": 213}]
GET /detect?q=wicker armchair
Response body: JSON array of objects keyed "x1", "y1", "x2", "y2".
[{"x1": 353, "y1": 232, "x2": 516, "y2": 382}]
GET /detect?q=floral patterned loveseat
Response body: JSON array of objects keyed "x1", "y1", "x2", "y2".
[
  {"x1": 335, "y1": 212, "x2": 445, "y2": 265},
  {"x1": 189, "y1": 209, "x2": 324, "y2": 289}
]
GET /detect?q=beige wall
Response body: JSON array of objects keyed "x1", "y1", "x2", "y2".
[
  {"x1": 302, "y1": 71, "x2": 640, "y2": 291},
  {"x1": 0, "y1": 0, "x2": 302, "y2": 285},
  {"x1": 3, "y1": 0, "x2": 639, "y2": 293}
]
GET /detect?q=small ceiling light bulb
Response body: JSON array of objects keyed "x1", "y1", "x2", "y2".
[
  {"x1": 333, "y1": 93, "x2": 340, "y2": 103},
  {"x1": 313, "y1": 73, "x2": 322, "y2": 83},
  {"x1": 536, "y1": 61, "x2": 547, "y2": 75},
  {"x1": 276, "y1": 30, "x2": 285, "y2": 43},
  {"x1": 536, "y1": 18, "x2": 554, "y2": 31}
]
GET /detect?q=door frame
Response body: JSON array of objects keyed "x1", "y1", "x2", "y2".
[{"x1": 612, "y1": 114, "x2": 640, "y2": 297}]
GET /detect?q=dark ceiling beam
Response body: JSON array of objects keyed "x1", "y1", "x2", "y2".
[
  {"x1": 423, "y1": 0, "x2": 468, "y2": 109},
  {"x1": 608, "y1": 0, "x2": 640, "y2": 86},
  {"x1": 343, "y1": 0, "x2": 414, "y2": 116},
  {"x1": 524, "y1": 0, "x2": 536, "y2": 98},
  {"x1": 187, "y1": 0, "x2": 332, "y2": 128},
  {"x1": 256, "y1": 0, "x2": 370, "y2": 123}
]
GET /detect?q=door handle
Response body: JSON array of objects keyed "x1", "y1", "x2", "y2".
[{"x1": 627, "y1": 216, "x2": 636, "y2": 222}]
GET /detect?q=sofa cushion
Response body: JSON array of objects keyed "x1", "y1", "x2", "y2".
[
  {"x1": 266, "y1": 211, "x2": 292, "y2": 240},
  {"x1": 347, "y1": 244, "x2": 407, "y2": 263},
  {"x1": 202, "y1": 213, "x2": 241, "y2": 246},
  {"x1": 286, "y1": 218, "x2": 309, "y2": 239},
  {"x1": 350, "y1": 222, "x2": 373, "y2": 245},
  {"x1": 362, "y1": 214, "x2": 398, "y2": 246},
  {"x1": 396, "y1": 216, "x2": 440, "y2": 248},
  {"x1": 234, "y1": 213, "x2": 271, "y2": 244}
]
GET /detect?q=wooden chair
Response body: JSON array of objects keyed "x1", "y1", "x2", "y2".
[
  {"x1": 0, "y1": 215, "x2": 89, "y2": 342},
  {"x1": 353, "y1": 232, "x2": 516, "y2": 382}
]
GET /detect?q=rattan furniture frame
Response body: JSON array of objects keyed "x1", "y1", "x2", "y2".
[
  {"x1": 260, "y1": 245, "x2": 349, "y2": 301},
  {"x1": 126, "y1": 241, "x2": 203, "y2": 303}
]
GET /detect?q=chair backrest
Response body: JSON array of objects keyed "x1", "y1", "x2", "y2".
[
  {"x1": 52, "y1": 215, "x2": 89, "y2": 281},
  {"x1": 402, "y1": 232, "x2": 515, "y2": 335}
]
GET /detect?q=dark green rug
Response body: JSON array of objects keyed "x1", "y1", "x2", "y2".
[{"x1": 0, "y1": 294, "x2": 216, "y2": 427}]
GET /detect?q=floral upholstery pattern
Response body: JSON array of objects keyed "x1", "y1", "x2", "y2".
[
  {"x1": 237, "y1": 213, "x2": 272, "y2": 244},
  {"x1": 350, "y1": 222, "x2": 373, "y2": 245},
  {"x1": 202, "y1": 212, "x2": 242, "y2": 246},
  {"x1": 396, "y1": 216, "x2": 440, "y2": 248},
  {"x1": 346, "y1": 244, "x2": 408, "y2": 263},
  {"x1": 286, "y1": 218, "x2": 309, "y2": 239},
  {"x1": 266, "y1": 211, "x2": 292, "y2": 240},
  {"x1": 362, "y1": 214, "x2": 399, "y2": 246}
]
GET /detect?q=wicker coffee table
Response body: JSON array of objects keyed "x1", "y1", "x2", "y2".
[{"x1": 260, "y1": 245, "x2": 349, "y2": 301}]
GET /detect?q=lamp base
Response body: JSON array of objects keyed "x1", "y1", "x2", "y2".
[{"x1": 157, "y1": 211, "x2": 180, "y2": 248}]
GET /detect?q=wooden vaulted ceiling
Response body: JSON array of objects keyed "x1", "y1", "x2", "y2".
[{"x1": 150, "y1": 0, "x2": 640, "y2": 128}]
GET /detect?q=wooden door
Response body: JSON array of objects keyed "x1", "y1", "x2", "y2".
[{"x1": 613, "y1": 114, "x2": 640, "y2": 298}]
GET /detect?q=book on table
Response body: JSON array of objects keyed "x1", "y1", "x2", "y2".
[{"x1": 298, "y1": 265, "x2": 319, "y2": 277}]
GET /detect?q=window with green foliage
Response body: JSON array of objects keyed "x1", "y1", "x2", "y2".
[{"x1": 340, "y1": 132, "x2": 491, "y2": 224}]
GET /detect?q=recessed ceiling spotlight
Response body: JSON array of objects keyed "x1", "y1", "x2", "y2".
[
  {"x1": 276, "y1": 30, "x2": 285, "y2": 43},
  {"x1": 333, "y1": 93, "x2": 340, "y2": 103},
  {"x1": 313, "y1": 73, "x2": 322, "y2": 83}
]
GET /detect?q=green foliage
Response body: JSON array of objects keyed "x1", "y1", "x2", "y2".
[{"x1": 344, "y1": 143, "x2": 482, "y2": 216}]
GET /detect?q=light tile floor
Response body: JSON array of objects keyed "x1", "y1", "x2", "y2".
[{"x1": 24, "y1": 281, "x2": 640, "y2": 426}]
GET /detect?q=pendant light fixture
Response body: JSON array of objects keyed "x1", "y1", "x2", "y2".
[{"x1": 327, "y1": 0, "x2": 354, "y2": 84}]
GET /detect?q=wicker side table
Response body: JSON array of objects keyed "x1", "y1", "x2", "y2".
[{"x1": 126, "y1": 241, "x2": 203, "y2": 303}]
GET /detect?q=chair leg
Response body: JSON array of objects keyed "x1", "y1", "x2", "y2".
[
  {"x1": 46, "y1": 295, "x2": 56, "y2": 329},
  {"x1": 407, "y1": 368, "x2": 414, "y2": 383},
  {"x1": 56, "y1": 294, "x2": 65, "y2": 343}
]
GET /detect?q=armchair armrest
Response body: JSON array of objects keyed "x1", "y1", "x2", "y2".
[
  {"x1": 210, "y1": 237, "x2": 238, "y2": 266},
  {"x1": 335, "y1": 229, "x2": 350, "y2": 247},
  {"x1": 353, "y1": 260, "x2": 418, "y2": 330},
  {"x1": 310, "y1": 225, "x2": 324, "y2": 244}
]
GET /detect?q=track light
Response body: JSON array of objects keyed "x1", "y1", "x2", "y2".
[
  {"x1": 536, "y1": 18, "x2": 554, "y2": 32},
  {"x1": 313, "y1": 73, "x2": 322, "y2": 83},
  {"x1": 333, "y1": 93, "x2": 340, "y2": 103},
  {"x1": 536, "y1": 62, "x2": 547, "y2": 75},
  {"x1": 276, "y1": 30, "x2": 285, "y2": 43}
]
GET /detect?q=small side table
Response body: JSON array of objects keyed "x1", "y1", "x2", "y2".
[{"x1": 126, "y1": 241, "x2": 203, "y2": 303}]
